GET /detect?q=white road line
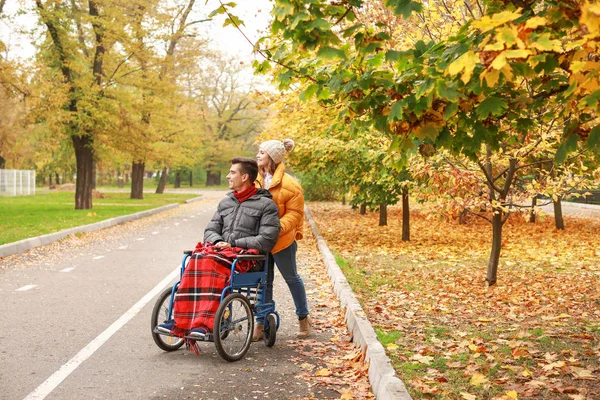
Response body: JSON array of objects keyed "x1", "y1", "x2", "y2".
[
  {"x1": 136, "y1": 237, "x2": 145, "y2": 241},
  {"x1": 16, "y1": 284, "x2": 37, "y2": 292},
  {"x1": 92, "y1": 256, "x2": 105, "y2": 260},
  {"x1": 60, "y1": 268, "x2": 75, "y2": 273},
  {"x1": 23, "y1": 267, "x2": 180, "y2": 400}
]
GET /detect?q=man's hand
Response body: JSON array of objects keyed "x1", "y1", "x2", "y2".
[{"x1": 215, "y1": 242, "x2": 232, "y2": 249}]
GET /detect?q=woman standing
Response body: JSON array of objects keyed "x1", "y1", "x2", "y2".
[{"x1": 254, "y1": 138, "x2": 312, "y2": 339}]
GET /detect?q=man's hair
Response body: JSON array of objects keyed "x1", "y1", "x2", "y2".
[{"x1": 230, "y1": 157, "x2": 259, "y2": 183}]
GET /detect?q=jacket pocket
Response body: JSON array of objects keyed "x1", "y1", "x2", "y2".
[
  {"x1": 238, "y1": 207, "x2": 262, "y2": 234},
  {"x1": 221, "y1": 206, "x2": 236, "y2": 228}
]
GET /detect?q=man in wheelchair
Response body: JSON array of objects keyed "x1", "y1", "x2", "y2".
[{"x1": 156, "y1": 157, "x2": 280, "y2": 338}]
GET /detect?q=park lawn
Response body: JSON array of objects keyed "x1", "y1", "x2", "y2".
[
  {"x1": 308, "y1": 202, "x2": 600, "y2": 400},
  {"x1": 0, "y1": 191, "x2": 199, "y2": 245}
]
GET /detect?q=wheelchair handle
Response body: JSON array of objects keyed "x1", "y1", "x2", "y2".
[
  {"x1": 236, "y1": 254, "x2": 266, "y2": 261},
  {"x1": 183, "y1": 250, "x2": 193, "y2": 255}
]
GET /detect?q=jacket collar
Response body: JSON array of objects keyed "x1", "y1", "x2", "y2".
[
  {"x1": 227, "y1": 188, "x2": 272, "y2": 201},
  {"x1": 259, "y1": 162, "x2": 286, "y2": 189}
]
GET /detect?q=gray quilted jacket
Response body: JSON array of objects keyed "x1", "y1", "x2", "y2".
[{"x1": 203, "y1": 189, "x2": 280, "y2": 254}]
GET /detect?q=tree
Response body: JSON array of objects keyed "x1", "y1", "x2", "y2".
[
  {"x1": 192, "y1": 54, "x2": 266, "y2": 185},
  {"x1": 34, "y1": 0, "x2": 121, "y2": 209},
  {"x1": 238, "y1": 0, "x2": 600, "y2": 285}
]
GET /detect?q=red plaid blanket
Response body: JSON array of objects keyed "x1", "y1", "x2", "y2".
[{"x1": 170, "y1": 243, "x2": 259, "y2": 337}]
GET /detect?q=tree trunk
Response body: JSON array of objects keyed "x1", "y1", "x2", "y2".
[
  {"x1": 55, "y1": 172, "x2": 60, "y2": 185},
  {"x1": 458, "y1": 209, "x2": 468, "y2": 224},
  {"x1": 402, "y1": 187, "x2": 410, "y2": 241},
  {"x1": 360, "y1": 204, "x2": 366, "y2": 215},
  {"x1": 486, "y1": 211, "x2": 503, "y2": 286},
  {"x1": 529, "y1": 196, "x2": 537, "y2": 223},
  {"x1": 553, "y1": 197, "x2": 564, "y2": 230},
  {"x1": 189, "y1": 170, "x2": 193, "y2": 187},
  {"x1": 206, "y1": 170, "x2": 221, "y2": 186},
  {"x1": 155, "y1": 167, "x2": 168, "y2": 194},
  {"x1": 341, "y1": 195, "x2": 346, "y2": 205},
  {"x1": 174, "y1": 170, "x2": 181, "y2": 188},
  {"x1": 92, "y1": 159, "x2": 97, "y2": 189},
  {"x1": 72, "y1": 135, "x2": 94, "y2": 210},
  {"x1": 379, "y1": 203, "x2": 387, "y2": 226},
  {"x1": 130, "y1": 161, "x2": 145, "y2": 199}
]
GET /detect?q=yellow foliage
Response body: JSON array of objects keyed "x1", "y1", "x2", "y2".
[
  {"x1": 446, "y1": 51, "x2": 479, "y2": 84},
  {"x1": 471, "y1": 10, "x2": 523, "y2": 33},
  {"x1": 580, "y1": 2, "x2": 600, "y2": 35}
]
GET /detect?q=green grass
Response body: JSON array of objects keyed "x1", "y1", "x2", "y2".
[
  {"x1": 0, "y1": 191, "x2": 200, "y2": 245},
  {"x1": 375, "y1": 327, "x2": 403, "y2": 346}
]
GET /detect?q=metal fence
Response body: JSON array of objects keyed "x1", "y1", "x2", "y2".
[{"x1": 0, "y1": 169, "x2": 36, "y2": 196}]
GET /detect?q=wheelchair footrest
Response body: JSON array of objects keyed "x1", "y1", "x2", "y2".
[
  {"x1": 184, "y1": 332, "x2": 213, "y2": 342},
  {"x1": 153, "y1": 327, "x2": 179, "y2": 337}
]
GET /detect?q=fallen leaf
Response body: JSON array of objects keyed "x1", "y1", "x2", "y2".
[
  {"x1": 570, "y1": 367, "x2": 594, "y2": 379},
  {"x1": 412, "y1": 354, "x2": 434, "y2": 364},
  {"x1": 315, "y1": 368, "x2": 332, "y2": 377},
  {"x1": 506, "y1": 390, "x2": 518, "y2": 399},
  {"x1": 470, "y1": 372, "x2": 489, "y2": 386},
  {"x1": 460, "y1": 392, "x2": 477, "y2": 400},
  {"x1": 340, "y1": 391, "x2": 354, "y2": 399}
]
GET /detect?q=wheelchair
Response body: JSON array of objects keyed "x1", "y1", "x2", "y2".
[{"x1": 150, "y1": 250, "x2": 279, "y2": 362}]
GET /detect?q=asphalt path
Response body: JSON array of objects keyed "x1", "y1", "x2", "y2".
[{"x1": 0, "y1": 191, "x2": 337, "y2": 400}]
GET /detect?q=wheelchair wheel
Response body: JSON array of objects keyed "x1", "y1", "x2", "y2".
[
  {"x1": 151, "y1": 287, "x2": 184, "y2": 352},
  {"x1": 214, "y1": 293, "x2": 253, "y2": 362},
  {"x1": 263, "y1": 314, "x2": 277, "y2": 348}
]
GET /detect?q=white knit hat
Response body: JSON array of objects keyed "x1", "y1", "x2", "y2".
[{"x1": 260, "y1": 138, "x2": 295, "y2": 164}]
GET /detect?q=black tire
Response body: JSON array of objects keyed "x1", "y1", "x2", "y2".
[
  {"x1": 151, "y1": 287, "x2": 184, "y2": 352},
  {"x1": 214, "y1": 293, "x2": 253, "y2": 362},
  {"x1": 263, "y1": 314, "x2": 277, "y2": 347}
]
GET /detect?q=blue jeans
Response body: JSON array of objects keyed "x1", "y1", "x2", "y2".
[{"x1": 258, "y1": 241, "x2": 309, "y2": 320}]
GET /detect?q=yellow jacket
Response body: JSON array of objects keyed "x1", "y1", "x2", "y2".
[{"x1": 256, "y1": 163, "x2": 304, "y2": 254}]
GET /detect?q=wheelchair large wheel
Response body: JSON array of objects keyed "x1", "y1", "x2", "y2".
[
  {"x1": 214, "y1": 293, "x2": 253, "y2": 362},
  {"x1": 151, "y1": 287, "x2": 184, "y2": 352},
  {"x1": 263, "y1": 314, "x2": 277, "y2": 348}
]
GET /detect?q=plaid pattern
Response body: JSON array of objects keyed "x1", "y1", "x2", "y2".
[{"x1": 170, "y1": 243, "x2": 258, "y2": 337}]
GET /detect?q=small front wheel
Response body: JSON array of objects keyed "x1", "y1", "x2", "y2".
[
  {"x1": 263, "y1": 314, "x2": 277, "y2": 347},
  {"x1": 151, "y1": 287, "x2": 184, "y2": 352},
  {"x1": 214, "y1": 293, "x2": 253, "y2": 362}
]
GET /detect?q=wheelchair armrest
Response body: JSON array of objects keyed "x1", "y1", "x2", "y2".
[
  {"x1": 236, "y1": 254, "x2": 266, "y2": 261},
  {"x1": 183, "y1": 250, "x2": 193, "y2": 255}
]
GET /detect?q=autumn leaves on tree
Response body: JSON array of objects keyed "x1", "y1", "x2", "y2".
[
  {"x1": 221, "y1": 0, "x2": 600, "y2": 285},
  {"x1": 1, "y1": 1, "x2": 264, "y2": 207}
]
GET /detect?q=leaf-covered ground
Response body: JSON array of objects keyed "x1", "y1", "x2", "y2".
[
  {"x1": 294, "y1": 231, "x2": 374, "y2": 399},
  {"x1": 308, "y1": 202, "x2": 600, "y2": 400}
]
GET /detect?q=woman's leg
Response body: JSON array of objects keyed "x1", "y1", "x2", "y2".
[{"x1": 272, "y1": 241, "x2": 309, "y2": 318}]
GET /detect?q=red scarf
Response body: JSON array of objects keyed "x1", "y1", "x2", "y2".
[{"x1": 234, "y1": 185, "x2": 257, "y2": 203}]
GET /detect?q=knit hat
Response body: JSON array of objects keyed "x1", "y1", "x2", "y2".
[{"x1": 259, "y1": 138, "x2": 295, "y2": 164}]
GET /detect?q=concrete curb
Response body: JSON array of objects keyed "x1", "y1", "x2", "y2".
[
  {"x1": 184, "y1": 196, "x2": 204, "y2": 204},
  {"x1": 0, "y1": 203, "x2": 179, "y2": 258},
  {"x1": 304, "y1": 206, "x2": 412, "y2": 400}
]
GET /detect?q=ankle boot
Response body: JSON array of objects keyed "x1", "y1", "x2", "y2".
[
  {"x1": 297, "y1": 316, "x2": 312, "y2": 338},
  {"x1": 252, "y1": 324, "x2": 264, "y2": 342}
]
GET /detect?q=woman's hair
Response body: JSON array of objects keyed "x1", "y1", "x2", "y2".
[
  {"x1": 265, "y1": 156, "x2": 277, "y2": 175},
  {"x1": 231, "y1": 157, "x2": 259, "y2": 182}
]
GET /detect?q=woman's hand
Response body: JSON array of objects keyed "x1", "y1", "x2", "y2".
[{"x1": 215, "y1": 241, "x2": 232, "y2": 249}]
